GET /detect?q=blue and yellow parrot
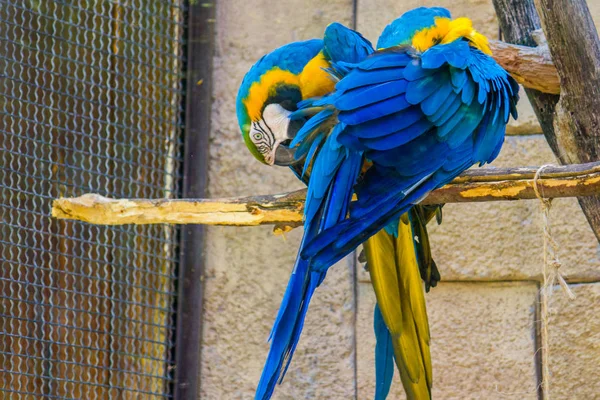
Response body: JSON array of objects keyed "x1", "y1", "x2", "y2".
[
  {"x1": 236, "y1": 7, "x2": 518, "y2": 400},
  {"x1": 236, "y1": 22, "x2": 438, "y2": 400}
]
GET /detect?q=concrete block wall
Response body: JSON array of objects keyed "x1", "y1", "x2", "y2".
[{"x1": 200, "y1": 1, "x2": 600, "y2": 398}]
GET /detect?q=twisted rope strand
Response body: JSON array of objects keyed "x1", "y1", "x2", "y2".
[{"x1": 532, "y1": 164, "x2": 576, "y2": 400}]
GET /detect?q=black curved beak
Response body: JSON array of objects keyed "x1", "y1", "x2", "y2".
[
  {"x1": 273, "y1": 141, "x2": 299, "y2": 166},
  {"x1": 273, "y1": 117, "x2": 305, "y2": 166}
]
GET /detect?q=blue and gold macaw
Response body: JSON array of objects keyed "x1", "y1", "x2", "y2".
[
  {"x1": 295, "y1": 8, "x2": 518, "y2": 398},
  {"x1": 236, "y1": 7, "x2": 518, "y2": 400},
  {"x1": 237, "y1": 21, "x2": 441, "y2": 400}
]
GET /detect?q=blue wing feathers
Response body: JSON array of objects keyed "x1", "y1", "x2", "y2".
[
  {"x1": 429, "y1": 90, "x2": 460, "y2": 123},
  {"x1": 450, "y1": 66, "x2": 467, "y2": 89},
  {"x1": 335, "y1": 80, "x2": 408, "y2": 110},
  {"x1": 339, "y1": 94, "x2": 411, "y2": 125},
  {"x1": 488, "y1": 133, "x2": 506, "y2": 162},
  {"x1": 405, "y1": 71, "x2": 448, "y2": 104},
  {"x1": 301, "y1": 133, "x2": 324, "y2": 178},
  {"x1": 304, "y1": 177, "x2": 440, "y2": 269},
  {"x1": 420, "y1": 40, "x2": 470, "y2": 69},
  {"x1": 298, "y1": 38, "x2": 519, "y2": 272},
  {"x1": 446, "y1": 109, "x2": 485, "y2": 149},
  {"x1": 350, "y1": 169, "x2": 431, "y2": 218},
  {"x1": 460, "y1": 76, "x2": 476, "y2": 105},
  {"x1": 421, "y1": 81, "x2": 453, "y2": 116},
  {"x1": 290, "y1": 108, "x2": 334, "y2": 148},
  {"x1": 360, "y1": 118, "x2": 433, "y2": 150},
  {"x1": 359, "y1": 51, "x2": 412, "y2": 70},
  {"x1": 279, "y1": 272, "x2": 319, "y2": 379},
  {"x1": 436, "y1": 104, "x2": 470, "y2": 139},
  {"x1": 323, "y1": 154, "x2": 363, "y2": 228},
  {"x1": 402, "y1": 59, "x2": 435, "y2": 81},
  {"x1": 336, "y1": 67, "x2": 403, "y2": 91},
  {"x1": 430, "y1": 95, "x2": 463, "y2": 126},
  {"x1": 344, "y1": 108, "x2": 423, "y2": 139},
  {"x1": 374, "y1": 304, "x2": 395, "y2": 400}
]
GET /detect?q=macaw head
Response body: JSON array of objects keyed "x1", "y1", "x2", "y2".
[
  {"x1": 236, "y1": 39, "x2": 335, "y2": 166},
  {"x1": 377, "y1": 7, "x2": 491, "y2": 55}
]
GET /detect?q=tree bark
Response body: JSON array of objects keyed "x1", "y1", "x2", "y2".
[
  {"x1": 533, "y1": 0, "x2": 600, "y2": 242},
  {"x1": 492, "y1": 0, "x2": 600, "y2": 243},
  {"x1": 51, "y1": 162, "x2": 600, "y2": 227},
  {"x1": 489, "y1": 40, "x2": 559, "y2": 94}
]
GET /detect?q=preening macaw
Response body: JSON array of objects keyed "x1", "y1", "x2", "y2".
[
  {"x1": 237, "y1": 22, "x2": 439, "y2": 400},
  {"x1": 236, "y1": 7, "x2": 518, "y2": 400}
]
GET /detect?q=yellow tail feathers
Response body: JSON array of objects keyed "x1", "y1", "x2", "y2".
[{"x1": 364, "y1": 215, "x2": 432, "y2": 400}]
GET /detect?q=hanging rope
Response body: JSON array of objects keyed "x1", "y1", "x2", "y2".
[{"x1": 533, "y1": 164, "x2": 576, "y2": 400}]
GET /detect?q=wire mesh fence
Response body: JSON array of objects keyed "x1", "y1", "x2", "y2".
[{"x1": 0, "y1": 1, "x2": 187, "y2": 398}]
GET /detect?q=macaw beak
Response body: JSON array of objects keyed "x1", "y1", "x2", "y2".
[
  {"x1": 272, "y1": 117, "x2": 305, "y2": 166},
  {"x1": 273, "y1": 140, "x2": 298, "y2": 166}
]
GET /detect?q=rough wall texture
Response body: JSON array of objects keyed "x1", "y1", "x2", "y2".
[
  {"x1": 357, "y1": 282, "x2": 539, "y2": 400},
  {"x1": 200, "y1": 1, "x2": 600, "y2": 399}
]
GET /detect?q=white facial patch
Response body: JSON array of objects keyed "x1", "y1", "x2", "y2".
[{"x1": 250, "y1": 103, "x2": 294, "y2": 165}]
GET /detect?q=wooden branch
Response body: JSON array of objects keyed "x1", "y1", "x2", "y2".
[
  {"x1": 52, "y1": 190, "x2": 308, "y2": 227},
  {"x1": 51, "y1": 162, "x2": 600, "y2": 226},
  {"x1": 492, "y1": 0, "x2": 561, "y2": 150},
  {"x1": 493, "y1": 0, "x2": 600, "y2": 245},
  {"x1": 489, "y1": 40, "x2": 559, "y2": 94},
  {"x1": 532, "y1": 0, "x2": 600, "y2": 243},
  {"x1": 534, "y1": 0, "x2": 600, "y2": 163}
]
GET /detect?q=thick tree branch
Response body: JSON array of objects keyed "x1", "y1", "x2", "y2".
[
  {"x1": 492, "y1": 0, "x2": 561, "y2": 152},
  {"x1": 493, "y1": 0, "x2": 600, "y2": 244},
  {"x1": 489, "y1": 40, "x2": 559, "y2": 94},
  {"x1": 534, "y1": 0, "x2": 600, "y2": 163},
  {"x1": 51, "y1": 162, "x2": 600, "y2": 226},
  {"x1": 533, "y1": 0, "x2": 600, "y2": 243}
]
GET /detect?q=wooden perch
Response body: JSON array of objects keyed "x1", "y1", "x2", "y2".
[
  {"x1": 52, "y1": 161, "x2": 600, "y2": 226},
  {"x1": 490, "y1": 39, "x2": 559, "y2": 94}
]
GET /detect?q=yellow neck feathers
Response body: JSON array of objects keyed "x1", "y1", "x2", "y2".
[
  {"x1": 243, "y1": 52, "x2": 335, "y2": 121},
  {"x1": 298, "y1": 52, "x2": 336, "y2": 100},
  {"x1": 411, "y1": 17, "x2": 491, "y2": 55},
  {"x1": 243, "y1": 69, "x2": 299, "y2": 121}
]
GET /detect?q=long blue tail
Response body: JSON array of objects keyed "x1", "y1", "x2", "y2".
[
  {"x1": 374, "y1": 303, "x2": 395, "y2": 400},
  {"x1": 255, "y1": 226, "x2": 322, "y2": 398},
  {"x1": 255, "y1": 133, "x2": 363, "y2": 399},
  {"x1": 255, "y1": 23, "x2": 373, "y2": 399}
]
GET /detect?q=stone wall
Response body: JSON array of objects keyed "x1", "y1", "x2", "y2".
[{"x1": 200, "y1": 1, "x2": 600, "y2": 398}]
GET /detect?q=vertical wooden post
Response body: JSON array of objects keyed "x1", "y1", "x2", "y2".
[
  {"x1": 174, "y1": 1, "x2": 216, "y2": 398},
  {"x1": 492, "y1": 0, "x2": 600, "y2": 243},
  {"x1": 533, "y1": 0, "x2": 600, "y2": 243}
]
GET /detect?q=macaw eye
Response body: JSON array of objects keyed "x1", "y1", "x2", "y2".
[{"x1": 253, "y1": 133, "x2": 262, "y2": 140}]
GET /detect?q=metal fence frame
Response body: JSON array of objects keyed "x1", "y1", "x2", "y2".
[
  {"x1": 0, "y1": 1, "x2": 211, "y2": 398},
  {"x1": 174, "y1": 1, "x2": 215, "y2": 398}
]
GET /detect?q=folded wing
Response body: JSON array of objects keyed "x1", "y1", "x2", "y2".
[{"x1": 302, "y1": 40, "x2": 519, "y2": 270}]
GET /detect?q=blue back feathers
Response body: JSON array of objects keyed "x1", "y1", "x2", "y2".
[
  {"x1": 377, "y1": 7, "x2": 451, "y2": 48},
  {"x1": 323, "y1": 22, "x2": 374, "y2": 63}
]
